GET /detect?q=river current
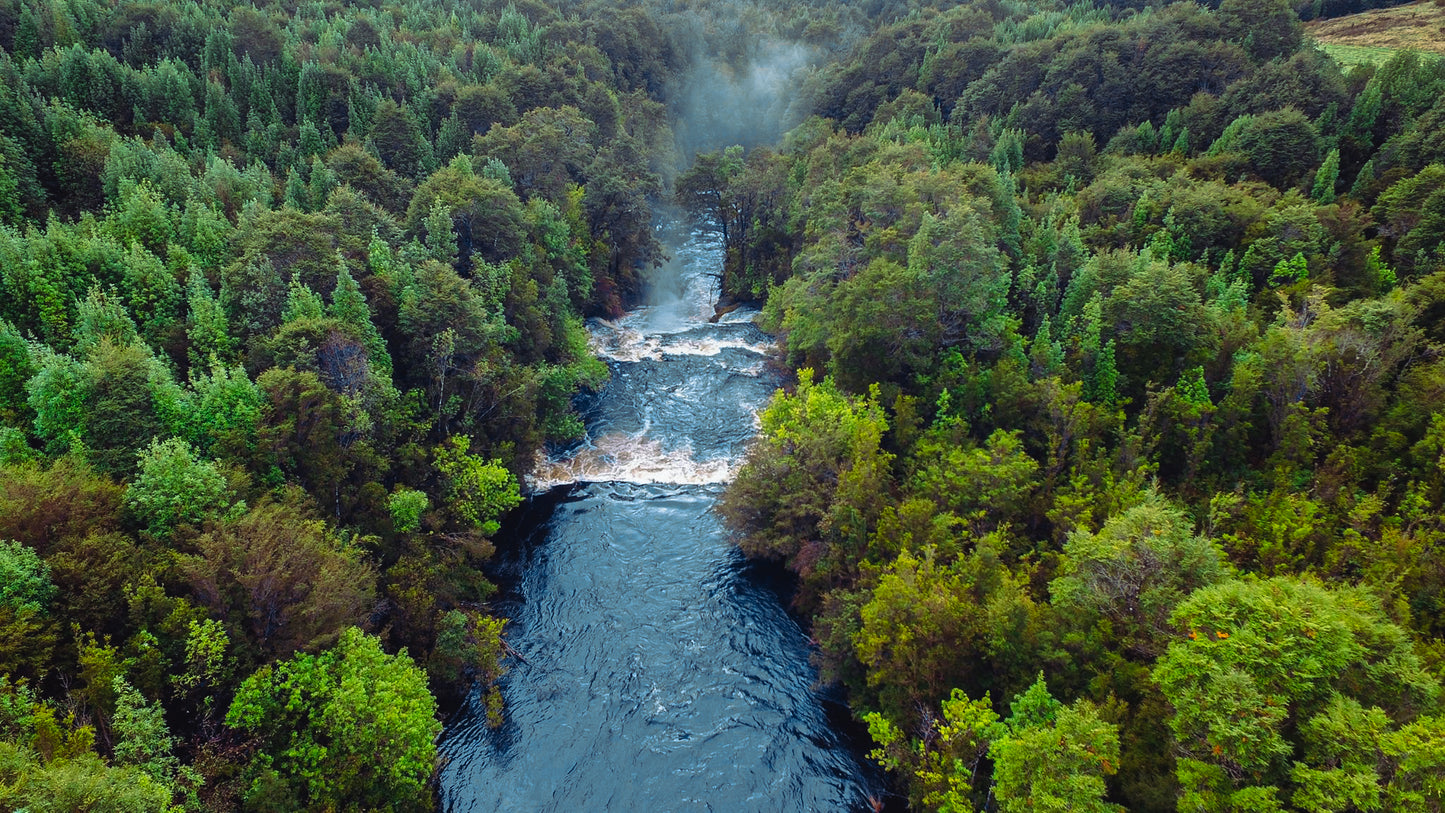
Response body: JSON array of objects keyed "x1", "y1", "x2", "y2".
[{"x1": 438, "y1": 220, "x2": 879, "y2": 811}]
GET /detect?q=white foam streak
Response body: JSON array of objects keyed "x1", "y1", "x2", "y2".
[
  {"x1": 586, "y1": 296, "x2": 776, "y2": 363},
  {"x1": 588, "y1": 328, "x2": 775, "y2": 364},
  {"x1": 528, "y1": 434, "x2": 736, "y2": 491},
  {"x1": 533, "y1": 227, "x2": 773, "y2": 490}
]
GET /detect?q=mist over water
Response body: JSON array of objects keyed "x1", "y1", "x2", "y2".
[
  {"x1": 669, "y1": 38, "x2": 814, "y2": 158},
  {"x1": 438, "y1": 220, "x2": 880, "y2": 811}
]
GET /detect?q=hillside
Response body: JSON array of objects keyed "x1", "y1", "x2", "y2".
[{"x1": 1308, "y1": 0, "x2": 1445, "y2": 64}]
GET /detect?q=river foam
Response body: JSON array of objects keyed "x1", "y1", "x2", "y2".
[{"x1": 438, "y1": 219, "x2": 880, "y2": 812}]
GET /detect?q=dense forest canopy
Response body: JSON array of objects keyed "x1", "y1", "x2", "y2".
[
  {"x1": 0, "y1": 0, "x2": 1441, "y2": 807},
  {"x1": 696, "y1": 0, "x2": 1445, "y2": 810}
]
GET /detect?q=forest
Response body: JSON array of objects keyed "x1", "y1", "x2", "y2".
[
  {"x1": 703, "y1": 0, "x2": 1445, "y2": 810},
  {"x1": 0, "y1": 0, "x2": 1440, "y2": 807}
]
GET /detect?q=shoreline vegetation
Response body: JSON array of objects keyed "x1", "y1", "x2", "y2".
[{"x1": 0, "y1": 0, "x2": 1442, "y2": 808}]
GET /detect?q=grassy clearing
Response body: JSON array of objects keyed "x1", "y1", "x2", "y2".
[
  {"x1": 1315, "y1": 41, "x2": 1412, "y2": 67},
  {"x1": 1306, "y1": 1, "x2": 1445, "y2": 67}
]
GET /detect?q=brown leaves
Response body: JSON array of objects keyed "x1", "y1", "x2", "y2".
[{"x1": 181, "y1": 493, "x2": 375, "y2": 660}]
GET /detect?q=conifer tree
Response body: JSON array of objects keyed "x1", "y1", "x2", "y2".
[
  {"x1": 329, "y1": 258, "x2": 392, "y2": 379},
  {"x1": 186, "y1": 268, "x2": 233, "y2": 370},
  {"x1": 1311, "y1": 148, "x2": 1340, "y2": 203}
]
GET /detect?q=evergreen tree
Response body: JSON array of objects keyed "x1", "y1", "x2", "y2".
[
  {"x1": 1312, "y1": 148, "x2": 1340, "y2": 203},
  {"x1": 329, "y1": 258, "x2": 392, "y2": 379},
  {"x1": 186, "y1": 268, "x2": 234, "y2": 370},
  {"x1": 281, "y1": 276, "x2": 325, "y2": 324}
]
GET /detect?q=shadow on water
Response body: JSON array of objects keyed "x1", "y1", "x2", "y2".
[{"x1": 438, "y1": 221, "x2": 890, "y2": 812}]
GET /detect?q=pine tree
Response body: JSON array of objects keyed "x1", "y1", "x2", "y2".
[
  {"x1": 120, "y1": 243, "x2": 181, "y2": 352},
  {"x1": 307, "y1": 155, "x2": 336, "y2": 211},
  {"x1": 1350, "y1": 158, "x2": 1376, "y2": 199},
  {"x1": 1311, "y1": 148, "x2": 1340, "y2": 203},
  {"x1": 186, "y1": 268, "x2": 234, "y2": 370},
  {"x1": 73, "y1": 286, "x2": 141, "y2": 353},
  {"x1": 203, "y1": 80, "x2": 241, "y2": 147},
  {"x1": 1160, "y1": 109, "x2": 1183, "y2": 150},
  {"x1": 435, "y1": 113, "x2": 468, "y2": 163},
  {"x1": 1029, "y1": 314, "x2": 1064, "y2": 379},
  {"x1": 1270, "y1": 252, "x2": 1309, "y2": 286},
  {"x1": 1091, "y1": 340, "x2": 1118, "y2": 406},
  {"x1": 297, "y1": 118, "x2": 328, "y2": 164},
  {"x1": 990, "y1": 128, "x2": 1024, "y2": 174},
  {"x1": 0, "y1": 319, "x2": 35, "y2": 426},
  {"x1": 424, "y1": 198, "x2": 458, "y2": 266},
  {"x1": 329, "y1": 258, "x2": 392, "y2": 378},
  {"x1": 1170, "y1": 127, "x2": 1190, "y2": 156},
  {"x1": 0, "y1": 153, "x2": 24, "y2": 226},
  {"x1": 284, "y1": 167, "x2": 308, "y2": 211},
  {"x1": 1178, "y1": 366, "x2": 1212, "y2": 408},
  {"x1": 296, "y1": 62, "x2": 326, "y2": 128},
  {"x1": 1135, "y1": 120, "x2": 1158, "y2": 153},
  {"x1": 282, "y1": 276, "x2": 325, "y2": 323}
]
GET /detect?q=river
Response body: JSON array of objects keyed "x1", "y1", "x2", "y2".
[{"x1": 437, "y1": 219, "x2": 881, "y2": 811}]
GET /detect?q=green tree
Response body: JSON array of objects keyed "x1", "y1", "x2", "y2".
[
  {"x1": 0, "y1": 320, "x2": 35, "y2": 429},
  {"x1": 72, "y1": 287, "x2": 141, "y2": 355},
  {"x1": 220, "y1": 257, "x2": 286, "y2": 343},
  {"x1": 991, "y1": 696, "x2": 1122, "y2": 813},
  {"x1": 393, "y1": 258, "x2": 512, "y2": 433},
  {"x1": 225, "y1": 627, "x2": 441, "y2": 811},
  {"x1": 0, "y1": 153, "x2": 25, "y2": 226},
  {"x1": 254, "y1": 367, "x2": 354, "y2": 507},
  {"x1": 675, "y1": 145, "x2": 745, "y2": 253},
  {"x1": 327, "y1": 144, "x2": 414, "y2": 215},
  {"x1": 387, "y1": 487, "x2": 428, "y2": 534},
  {"x1": 329, "y1": 261, "x2": 391, "y2": 379},
  {"x1": 429, "y1": 609, "x2": 507, "y2": 726},
  {"x1": 184, "y1": 268, "x2": 234, "y2": 371},
  {"x1": 0, "y1": 539, "x2": 57, "y2": 614},
  {"x1": 0, "y1": 748, "x2": 175, "y2": 812},
  {"x1": 1234, "y1": 109, "x2": 1322, "y2": 190},
  {"x1": 855, "y1": 546, "x2": 989, "y2": 725},
  {"x1": 1311, "y1": 149, "x2": 1340, "y2": 204},
  {"x1": 1104, "y1": 250, "x2": 1212, "y2": 389},
  {"x1": 434, "y1": 435, "x2": 521, "y2": 535},
  {"x1": 281, "y1": 276, "x2": 325, "y2": 325},
  {"x1": 1270, "y1": 252, "x2": 1308, "y2": 286},
  {"x1": 367, "y1": 100, "x2": 434, "y2": 180},
  {"x1": 124, "y1": 437, "x2": 231, "y2": 539},
  {"x1": 908, "y1": 428, "x2": 1039, "y2": 533},
  {"x1": 719, "y1": 371, "x2": 894, "y2": 611},
  {"x1": 1051, "y1": 493, "x2": 1229, "y2": 656},
  {"x1": 118, "y1": 243, "x2": 180, "y2": 352},
  {"x1": 826, "y1": 257, "x2": 940, "y2": 389},
  {"x1": 111, "y1": 676, "x2": 192, "y2": 794},
  {"x1": 422, "y1": 197, "x2": 459, "y2": 266},
  {"x1": 28, "y1": 337, "x2": 184, "y2": 474},
  {"x1": 474, "y1": 106, "x2": 597, "y2": 204},
  {"x1": 404, "y1": 157, "x2": 526, "y2": 268},
  {"x1": 1154, "y1": 577, "x2": 1440, "y2": 805},
  {"x1": 866, "y1": 688, "x2": 1004, "y2": 811},
  {"x1": 181, "y1": 495, "x2": 375, "y2": 659},
  {"x1": 184, "y1": 360, "x2": 261, "y2": 458},
  {"x1": 79, "y1": 340, "x2": 183, "y2": 476},
  {"x1": 1217, "y1": 0, "x2": 1302, "y2": 62},
  {"x1": 985, "y1": 676, "x2": 1122, "y2": 813},
  {"x1": 172, "y1": 617, "x2": 229, "y2": 698}
]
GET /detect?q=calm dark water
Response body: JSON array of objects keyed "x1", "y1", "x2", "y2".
[{"x1": 438, "y1": 222, "x2": 880, "y2": 811}]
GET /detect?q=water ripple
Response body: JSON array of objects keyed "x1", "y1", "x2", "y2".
[{"x1": 439, "y1": 221, "x2": 880, "y2": 812}]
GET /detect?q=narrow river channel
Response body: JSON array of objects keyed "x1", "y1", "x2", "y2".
[{"x1": 437, "y1": 219, "x2": 880, "y2": 811}]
